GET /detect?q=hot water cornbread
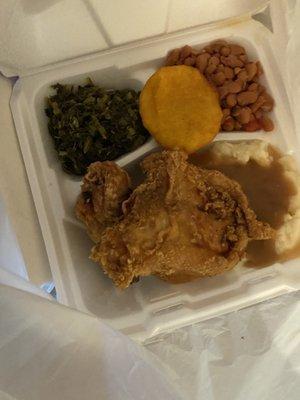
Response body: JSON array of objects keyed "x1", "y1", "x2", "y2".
[{"x1": 139, "y1": 66, "x2": 222, "y2": 153}]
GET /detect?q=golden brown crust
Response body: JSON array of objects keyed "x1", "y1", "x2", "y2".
[
  {"x1": 89, "y1": 150, "x2": 274, "y2": 288},
  {"x1": 75, "y1": 161, "x2": 131, "y2": 242}
]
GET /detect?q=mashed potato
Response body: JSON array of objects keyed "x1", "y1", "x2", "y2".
[
  {"x1": 210, "y1": 140, "x2": 300, "y2": 255},
  {"x1": 211, "y1": 140, "x2": 273, "y2": 167}
]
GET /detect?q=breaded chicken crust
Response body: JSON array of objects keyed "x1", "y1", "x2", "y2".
[
  {"x1": 75, "y1": 161, "x2": 131, "y2": 242},
  {"x1": 78, "y1": 151, "x2": 274, "y2": 288}
]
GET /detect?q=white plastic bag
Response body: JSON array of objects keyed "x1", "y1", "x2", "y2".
[
  {"x1": 146, "y1": 291, "x2": 300, "y2": 400},
  {"x1": 0, "y1": 280, "x2": 183, "y2": 400}
]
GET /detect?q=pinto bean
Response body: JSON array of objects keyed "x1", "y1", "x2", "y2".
[
  {"x1": 227, "y1": 79, "x2": 244, "y2": 94},
  {"x1": 224, "y1": 66, "x2": 234, "y2": 79},
  {"x1": 221, "y1": 54, "x2": 244, "y2": 68},
  {"x1": 218, "y1": 85, "x2": 229, "y2": 99},
  {"x1": 220, "y1": 46, "x2": 231, "y2": 56},
  {"x1": 260, "y1": 93, "x2": 274, "y2": 112},
  {"x1": 238, "y1": 54, "x2": 248, "y2": 63},
  {"x1": 165, "y1": 48, "x2": 180, "y2": 65},
  {"x1": 205, "y1": 55, "x2": 220, "y2": 74},
  {"x1": 254, "y1": 109, "x2": 263, "y2": 119},
  {"x1": 245, "y1": 62, "x2": 257, "y2": 81},
  {"x1": 222, "y1": 108, "x2": 231, "y2": 123},
  {"x1": 236, "y1": 107, "x2": 252, "y2": 124},
  {"x1": 234, "y1": 120, "x2": 242, "y2": 130},
  {"x1": 234, "y1": 67, "x2": 242, "y2": 75},
  {"x1": 210, "y1": 39, "x2": 228, "y2": 52},
  {"x1": 237, "y1": 90, "x2": 258, "y2": 106},
  {"x1": 231, "y1": 106, "x2": 241, "y2": 117},
  {"x1": 217, "y1": 63, "x2": 225, "y2": 73},
  {"x1": 226, "y1": 93, "x2": 237, "y2": 108},
  {"x1": 250, "y1": 95, "x2": 266, "y2": 113},
  {"x1": 243, "y1": 118, "x2": 261, "y2": 132},
  {"x1": 229, "y1": 44, "x2": 245, "y2": 55},
  {"x1": 184, "y1": 56, "x2": 196, "y2": 66},
  {"x1": 212, "y1": 71, "x2": 226, "y2": 86},
  {"x1": 237, "y1": 69, "x2": 249, "y2": 82},
  {"x1": 203, "y1": 45, "x2": 213, "y2": 54},
  {"x1": 260, "y1": 115, "x2": 274, "y2": 131},
  {"x1": 222, "y1": 117, "x2": 235, "y2": 131},
  {"x1": 248, "y1": 82, "x2": 258, "y2": 91},
  {"x1": 179, "y1": 45, "x2": 193, "y2": 61},
  {"x1": 196, "y1": 52, "x2": 210, "y2": 73}
]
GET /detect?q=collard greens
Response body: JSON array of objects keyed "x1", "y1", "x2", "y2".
[{"x1": 45, "y1": 80, "x2": 149, "y2": 175}]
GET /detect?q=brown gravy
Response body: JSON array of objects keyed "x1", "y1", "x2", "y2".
[{"x1": 189, "y1": 145, "x2": 299, "y2": 268}]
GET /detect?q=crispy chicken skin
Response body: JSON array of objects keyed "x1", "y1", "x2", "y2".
[
  {"x1": 75, "y1": 161, "x2": 131, "y2": 242},
  {"x1": 87, "y1": 151, "x2": 274, "y2": 288}
]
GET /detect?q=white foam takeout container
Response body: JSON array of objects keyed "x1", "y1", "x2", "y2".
[{"x1": 7, "y1": 1, "x2": 300, "y2": 342}]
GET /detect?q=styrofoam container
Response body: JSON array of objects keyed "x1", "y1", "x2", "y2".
[{"x1": 9, "y1": 13, "x2": 300, "y2": 341}]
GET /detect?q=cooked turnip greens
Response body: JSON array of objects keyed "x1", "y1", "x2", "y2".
[{"x1": 45, "y1": 80, "x2": 149, "y2": 175}]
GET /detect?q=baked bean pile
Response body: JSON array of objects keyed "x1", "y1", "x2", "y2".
[{"x1": 165, "y1": 40, "x2": 274, "y2": 132}]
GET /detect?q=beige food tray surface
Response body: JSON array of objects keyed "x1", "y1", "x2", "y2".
[{"x1": 0, "y1": 75, "x2": 51, "y2": 285}]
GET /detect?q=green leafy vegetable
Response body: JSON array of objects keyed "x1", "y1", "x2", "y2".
[{"x1": 45, "y1": 80, "x2": 149, "y2": 175}]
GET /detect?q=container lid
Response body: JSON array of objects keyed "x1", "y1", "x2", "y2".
[{"x1": 0, "y1": 0, "x2": 269, "y2": 77}]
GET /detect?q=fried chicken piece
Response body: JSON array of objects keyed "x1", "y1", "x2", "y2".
[
  {"x1": 75, "y1": 161, "x2": 131, "y2": 242},
  {"x1": 90, "y1": 150, "x2": 274, "y2": 288}
]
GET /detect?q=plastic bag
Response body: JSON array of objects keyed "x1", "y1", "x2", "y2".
[
  {"x1": 146, "y1": 291, "x2": 300, "y2": 400},
  {"x1": 0, "y1": 281, "x2": 183, "y2": 400}
]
